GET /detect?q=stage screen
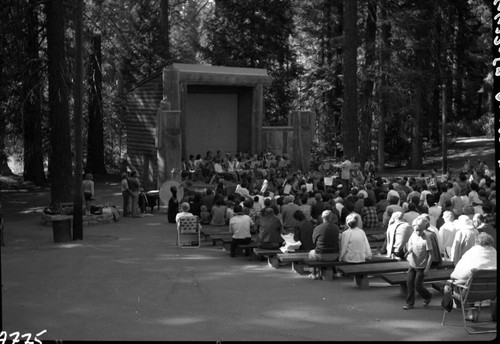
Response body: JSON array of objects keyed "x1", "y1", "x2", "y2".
[{"x1": 185, "y1": 93, "x2": 238, "y2": 158}]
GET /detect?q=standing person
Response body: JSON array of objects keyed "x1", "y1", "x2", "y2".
[
  {"x1": 403, "y1": 216, "x2": 434, "y2": 310},
  {"x1": 127, "y1": 170, "x2": 140, "y2": 218},
  {"x1": 308, "y1": 210, "x2": 340, "y2": 265},
  {"x1": 339, "y1": 156, "x2": 352, "y2": 196},
  {"x1": 82, "y1": 173, "x2": 94, "y2": 215},
  {"x1": 229, "y1": 204, "x2": 254, "y2": 257},
  {"x1": 120, "y1": 172, "x2": 130, "y2": 217},
  {"x1": 339, "y1": 214, "x2": 372, "y2": 263},
  {"x1": 167, "y1": 186, "x2": 179, "y2": 224}
]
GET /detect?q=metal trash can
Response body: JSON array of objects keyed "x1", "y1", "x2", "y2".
[{"x1": 52, "y1": 216, "x2": 72, "y2": 243}]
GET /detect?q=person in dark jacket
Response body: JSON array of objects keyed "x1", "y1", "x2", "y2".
[{"x1": 293, "y1": 210, "x2": 314, "y2": 251}]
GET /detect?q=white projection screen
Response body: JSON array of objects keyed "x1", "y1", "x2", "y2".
[{"x1": 185, "y1": 93, "x2": 238, "y2": 157}]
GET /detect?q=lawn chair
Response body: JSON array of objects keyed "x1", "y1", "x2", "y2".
[
  {"x1": 441, "y1": 269, "x2": 497, "y2": 334},
  {"x1": 177, "y1": 215, "x2": 201, "y2": 248}
]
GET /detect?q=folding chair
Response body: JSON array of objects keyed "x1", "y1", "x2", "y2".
[
  {"x1": 441, "y1": 269, "x2": 497, "y2": 334},
  {"x1": 177, "y1": 215, "x2": 201, "y2": 248}
]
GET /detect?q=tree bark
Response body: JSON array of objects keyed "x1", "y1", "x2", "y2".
[
  {"x1": 86, "y1": 34, "x2": 106, "y2": 174},
  {"x1": 359, "y1": 1, "x2": 376, "y2": 166},
  {"x1": 160, "y1": 0, "x2": 170, "y2": 62},
  {"x1": 45, "y1": 0, "x2": 73, "y2": 203},
  {"x1": 23, "y1": 0, "x2": 46, "y2": 185},
  {"x1": 343, "y1": 0, "x2": 358, "y2": 160},
  {"x1": 377, "y1": 3, "x2": 391, "y2": 173}
]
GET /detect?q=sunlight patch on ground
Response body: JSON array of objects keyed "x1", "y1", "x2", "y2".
[
  {"x1": 250, "y1": 307, "x2": 348, "y2": 329},
  {"x1": 156, "y1": 316, "x2": 205, "y2": 326},
  {"x1": 57, "y1": 244, "x2": 83, "y2": 249},
  {"x1": 156, "y1": 253, "x2": 219, "y2": 261}
]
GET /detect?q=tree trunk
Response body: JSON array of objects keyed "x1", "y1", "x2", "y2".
[
  {"x1": 23, "y1": 0, "x2": 46, "y2": 185},
  {"x1": 160, "y1": 0, "x2": 170, "y2": 62},
  {"x1": 343, "y1": 0, "x2": 358, "y2": 160},
  {"x1": 86, "y1": 34, "x2": 106, "y2": 175},
  {"x1": 359, "y1": 1, "x2": 376, "y2": 166},
  {"x1": 377, "y1": 3, "x2": 391, "y2": 173},
  {"x1": 46, "y1": 0, "x2": 73, "y2": 203}
]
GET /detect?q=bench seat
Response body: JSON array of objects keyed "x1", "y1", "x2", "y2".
[
  {"x1": 381, "y1": 268, "x2": 452, "y2": 296},
  {"x1": 336, "y1": 261, "x2": 410, "y2": 288},
  {"x1": 336, "y1": 260, "x2": 454, "y2": 289},
  {"x1": 304, "y1": 255, "x2": 397, "y2": 280},
  {"x1": 253, "y1": 248, "x2": 283, "y2": 267},
  {"x1": 276, "y1": 252, "x2": 310, "y2": 273},
  {"x1": 210, "y1": 233, "x2": 233, "y2": 245},
  {"x1": 200, "y1": 228, "x2": 229, "y2": 241}
]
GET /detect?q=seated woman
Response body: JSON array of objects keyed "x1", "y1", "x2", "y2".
[
  {"x1": 210, "y1": 197, "x2": 227, "y2": 226},
  {"x1": 339, "y1": 214, "x2": 372, "y2": 263},
  {"x1": 257, "y1": 207, "x2": 283, "y2": 249}
]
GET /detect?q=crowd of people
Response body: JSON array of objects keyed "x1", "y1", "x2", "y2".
[{"x1": 172, "y1": 153, "x2": 497, "y2": 290}]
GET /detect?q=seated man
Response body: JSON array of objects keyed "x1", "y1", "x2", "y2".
[
  {"x1": 441, "y1": 232, "x2": 496, "y2": 311},
  {"x1": 229, "y1": 204, "x2": 254, "y2": 257},
  {"x1": 308, "y1": 210, "x2": 340, "y2": 279}
]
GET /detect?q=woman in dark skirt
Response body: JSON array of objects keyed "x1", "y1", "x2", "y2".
[{"x1": 167, "y1": 186, "x2": 179, "y2": 223}]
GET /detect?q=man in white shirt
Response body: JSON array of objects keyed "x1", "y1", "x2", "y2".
[{"x1": 229, "y1": 204, "x2": 254, "y2": 257}]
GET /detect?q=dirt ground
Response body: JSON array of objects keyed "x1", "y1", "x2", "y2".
[{"x1": 0, "y1": 136, "x2": 496, "y2": 341}]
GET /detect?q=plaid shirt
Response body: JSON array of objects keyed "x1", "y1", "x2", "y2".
[{"x1": 362, "y1": 206, "x2": 379, "y2": 231}]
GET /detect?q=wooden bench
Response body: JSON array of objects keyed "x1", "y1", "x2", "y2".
[
  {"x1": 236, "y1": 242, "x2": 259, "y2": 256},
  {"x1": 210, "y1": 233, "x2": 233, "y2": 246},
  {"x1": 336, "y1": 260, "x2": 454, "y2": 289},
  {"x1": 253, "y1": 248, "x2": 283, "y2": 267},
  {"x1": 381, "y1": 268, "x2": 452, "y2": 296},
  {"x1": 276, "y1": 252, "x2": 310, "y2": 273},
  {"x1": 200, "y1": 227, "x2": 229, "y2": 242},
  {"x1": 304, "y1": 255, "x2": 397, "y2": 280},
  {"x1": 336, "y1": 261, "x2": 410, "y2": 288}
]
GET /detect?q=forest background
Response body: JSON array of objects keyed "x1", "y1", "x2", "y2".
[{"x1": 0, "y1": 0, "x2": 494, "y2": 205}]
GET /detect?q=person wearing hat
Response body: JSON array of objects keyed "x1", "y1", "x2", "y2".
[
  {"x1": 308, "y1": 210, "x2": 340, "y2": 279},
  {"x1": 450, "y1": 215, "x2": 479, "y2": 266}
]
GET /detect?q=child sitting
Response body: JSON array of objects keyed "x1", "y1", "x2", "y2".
[{"x1": 200, "y1": 205, "x2": 211, "y2": 225}]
